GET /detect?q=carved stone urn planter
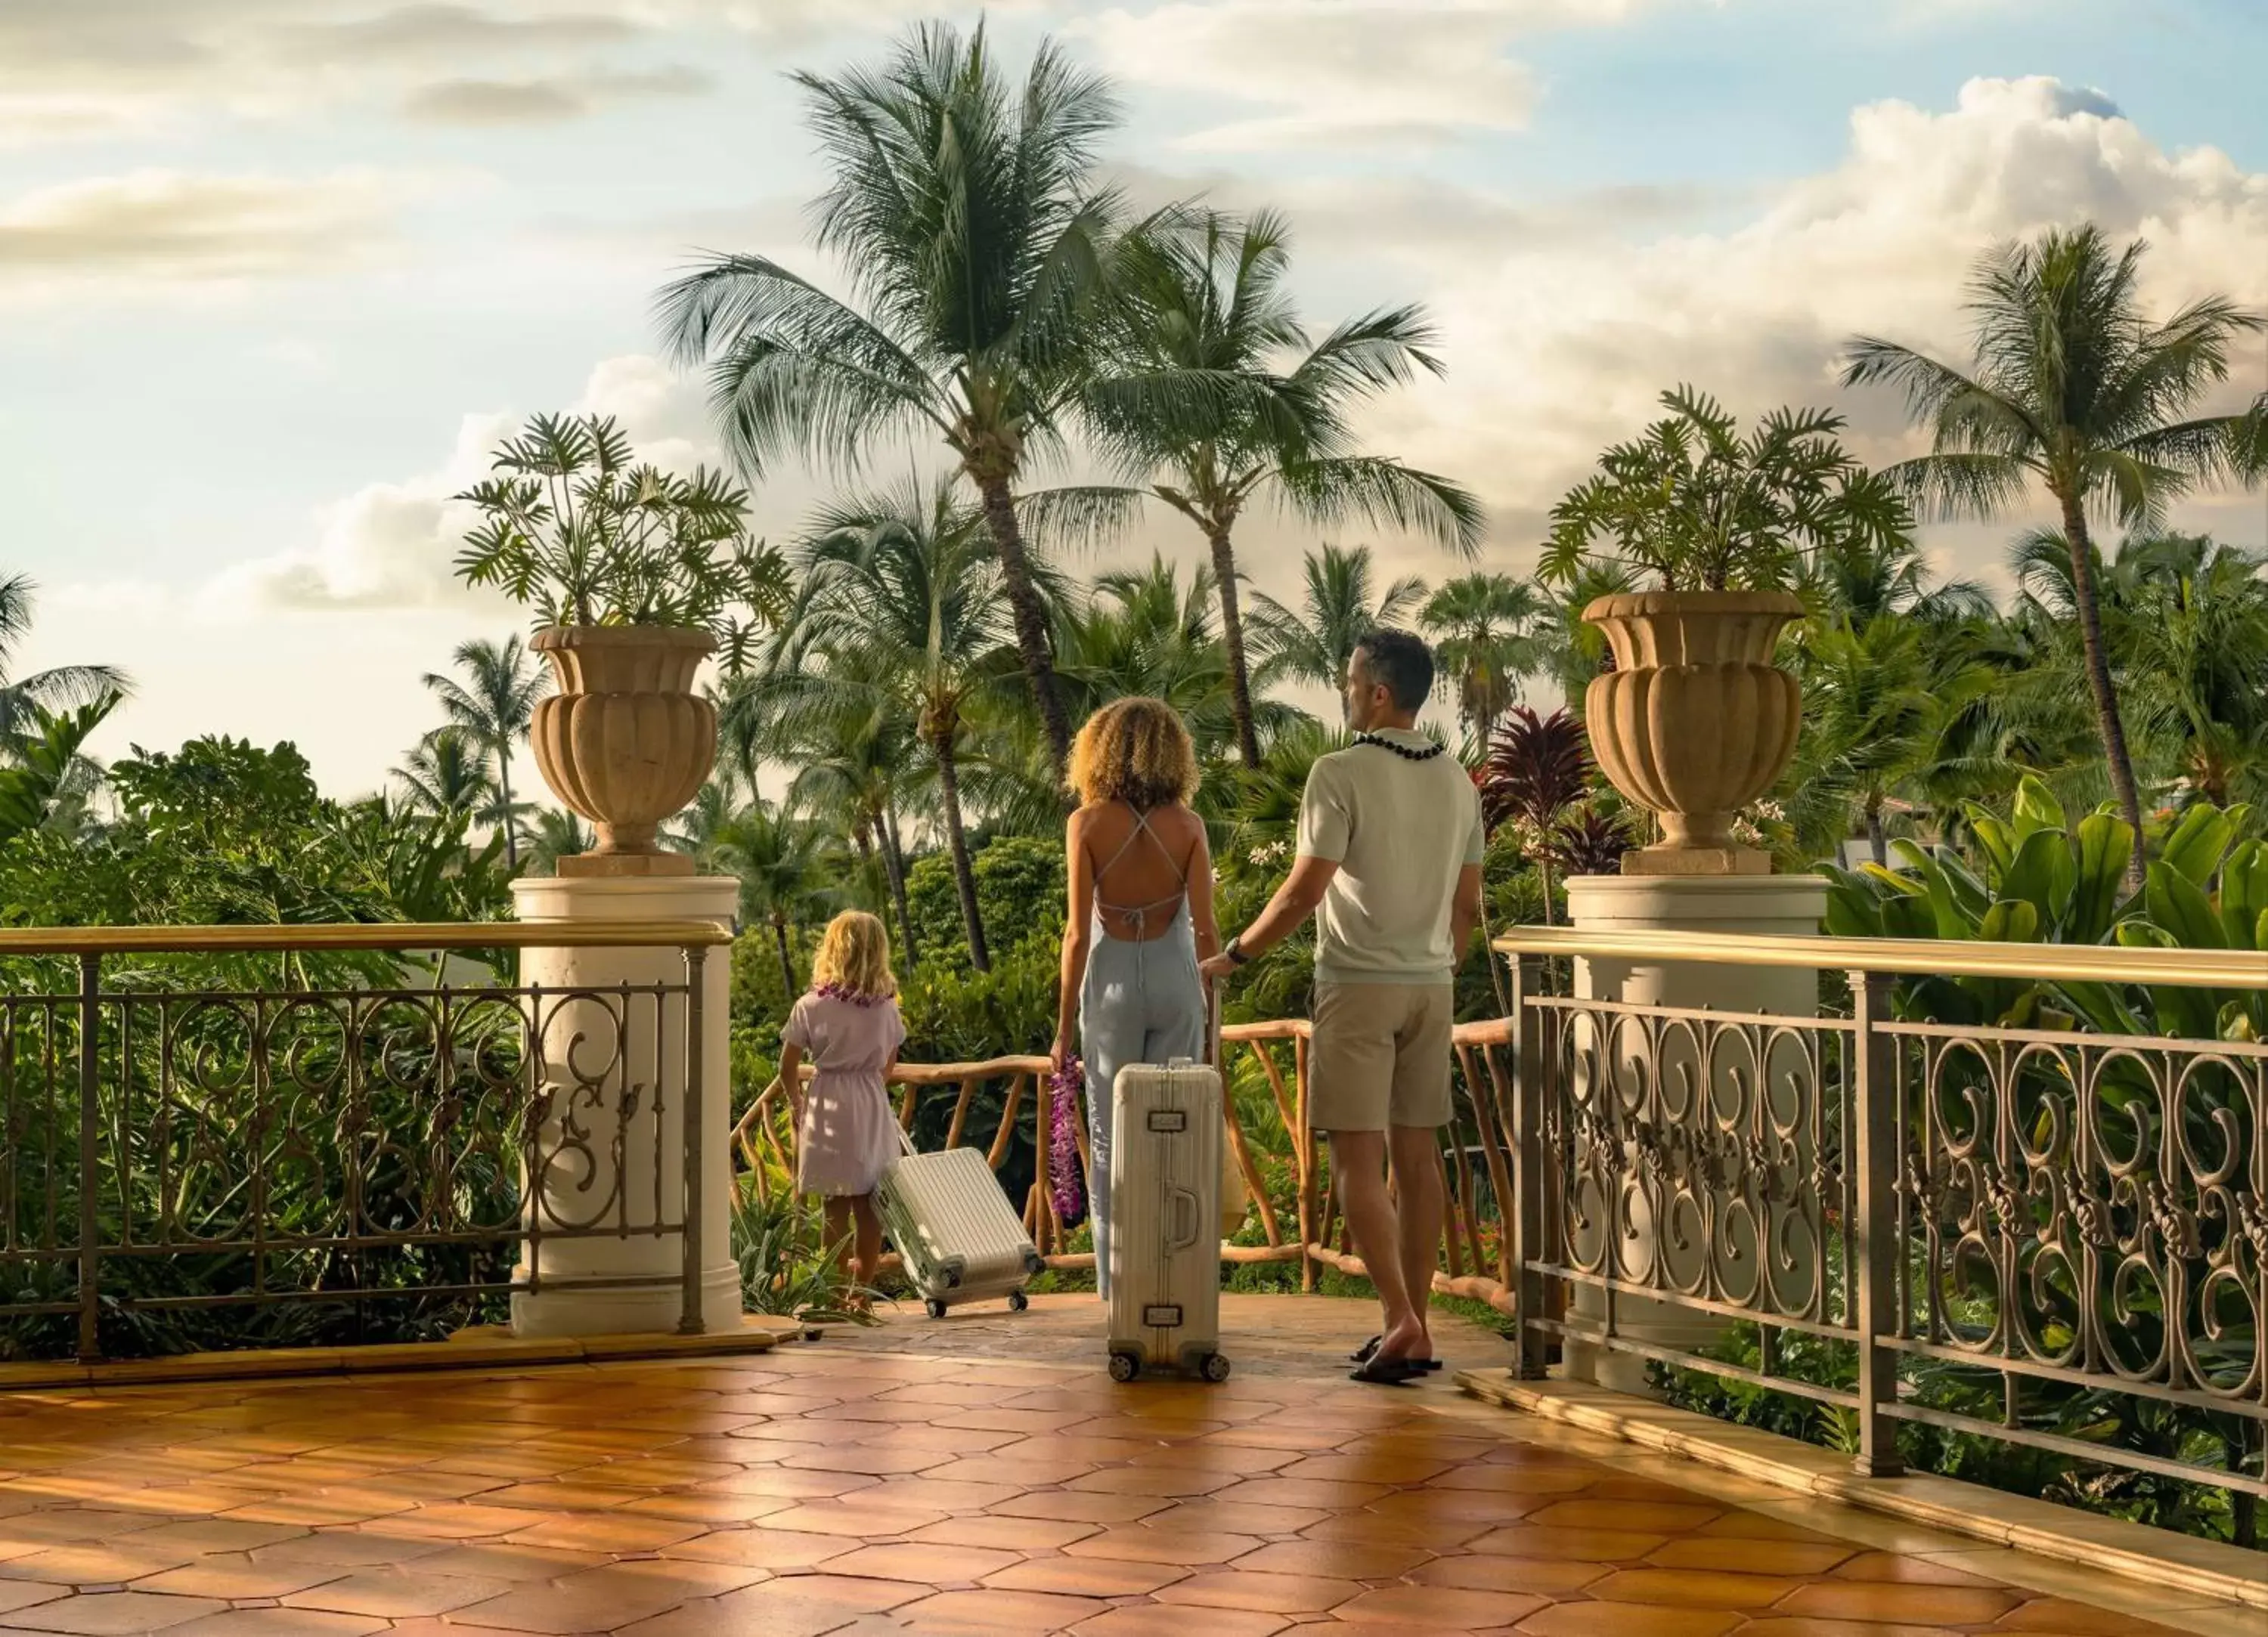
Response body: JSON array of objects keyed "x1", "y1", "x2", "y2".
[
  {"x1": 529, "y1": 625, "x2": 717, "y2": 877},
  {"x1": 1582, "y1": 590, "x2": 1803, "y2": 876}
]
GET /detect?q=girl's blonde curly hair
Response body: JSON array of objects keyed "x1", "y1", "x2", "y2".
[
  {"x1": 1067, "y1": 697, "x2": 1199, "y2": 811},
  {"x1": 810, "y1": 911, "x2": 897, "y2": 1000}
]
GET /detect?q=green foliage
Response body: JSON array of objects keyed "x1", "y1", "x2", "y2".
[
  {"x1": 897, "y1": 935, "x2": 1058, "y2": 1065},
  {"x1": 906, "y1": 836, "x2": 1066, "y2": 971},
  {"x1": 0, "y1": 694, "x2": 119, "y2": 846},
  {"x1": 1539, "y1": 385, "x2": 1910, "y2": 593},
  {"x1": 453, "y1": 412, "x2": 790, "y2": 667},
  {"x1": 730, "y1": 1178, "x2": 878, "y2": 1326},
  {"x1": 1824, "y1": 773, "x2": 2264, "y2": 1036}
]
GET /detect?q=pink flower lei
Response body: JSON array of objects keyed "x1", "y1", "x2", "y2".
[
  {"x1": 1048, "y1": 1055, "x2": 1086, "y2": 1227},
  {"x1": 813, "y1": 982, "x2": 885, "y2": 1007}
]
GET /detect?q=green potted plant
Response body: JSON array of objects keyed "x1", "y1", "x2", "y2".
[
  {"x1": 1539, "y1": 386, "x2": 1907, "y2": 874},
  {"x1": 454, "y1": 412, "x2": 788, "y2": 873}
]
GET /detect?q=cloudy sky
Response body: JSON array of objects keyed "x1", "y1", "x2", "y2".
[{"x1": 7, "y1": 0, "x2": 2266, "y2": 797}]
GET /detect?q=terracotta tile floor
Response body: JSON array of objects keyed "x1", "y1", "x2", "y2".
[{"x1": 0, "y1": 1296, "x2": 2232, "y2": 1635}]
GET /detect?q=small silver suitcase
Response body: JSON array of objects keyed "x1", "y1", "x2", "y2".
[
  {"x1": 876, "y1": 1134, "x2": 1043, "y2": 1319},
  {"x1": 1105, "y1": 990, "x2": 1229, "y2": 1382}
]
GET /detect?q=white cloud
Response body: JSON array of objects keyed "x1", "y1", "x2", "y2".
[
  {"x1": 0, "y1": 168, "x2": 438, "y2": 299},
  {"x1": 200, "y1": 354, "x2": 728, "y2": 617},
  {"x1": 197, "y1": 413, "x2": 516, "y2": 618},
  {"x1": 570, "y1": 354, "x2": 724, "y2": 475},
  {"x1": 1070, "y1": 1, "x2": 1650, "y2": 149},
  {"x1": 400, "y1": 65, "x2": 717, "y2": 126},
  {"x1": 1370, "y1": 76, "x2": 2268, "y2": 565},
  {"x1": 0, "y1": 2, "x2": 985, "y2": 141}
]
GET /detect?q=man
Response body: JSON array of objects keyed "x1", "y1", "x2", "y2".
[{"x1": 1201, "y1": 628, "x2": 1484, "y2": 1384}]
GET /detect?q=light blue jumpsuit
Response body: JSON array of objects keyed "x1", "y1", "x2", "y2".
[{"x1": 1080, "y1": 806, "x2": 1205, "y2": 1300}]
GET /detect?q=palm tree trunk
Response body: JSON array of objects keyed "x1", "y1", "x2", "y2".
[
  {"x1": 497, "y1": 747, "x2": 519, "y2": 871},
  {"x1": 934, "y1": 731, "x2": 990, "y2": 972},
  {"x1": 1207, "y1": 526, "x2": 1263, "y2": 770},
  {"x1": 878, "y1": 803, "x2": 919, "y2": 969},
  {"x1": 772, "y1": 915, "x2": 796, "y2": 999},
  {"x1": 2058, "y1": 497, "x2": 2148, "y2": 887},
  {"x1": 1866, "y1": 795, "x2": 1887, "y2": 868},
  {"x1": 974, "y1": 475, "x2": 1071, "y2": 776},
  {"x1": 852, "y1": 820, "x2": 879, "y2": 900}
]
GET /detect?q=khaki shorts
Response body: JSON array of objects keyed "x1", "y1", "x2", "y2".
[{"x1": 1308, "y1": 982, "x2": 1455, "y2": 1132}]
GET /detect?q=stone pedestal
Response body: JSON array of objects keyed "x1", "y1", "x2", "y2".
[
  {"x1": 509, "y1": 875, "x2": 744, "y2": 1338},
  {"x1": 1559, "y1": 874, "x2": 1828, "y2": 1394}
]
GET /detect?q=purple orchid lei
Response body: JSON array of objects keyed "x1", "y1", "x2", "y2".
[
  {"x1": 1048, "y1": 1054, "x2": 1086, "y2": 1227},
  {"x1": 813, "y1": 982, "x2": 885, "y2": 1007}
]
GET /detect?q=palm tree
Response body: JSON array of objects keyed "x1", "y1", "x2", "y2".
[
  {"x1": 1096, "y1": 209, "x2": 1482, "y2": 767},
  {"x1": 0, "y1": 573, "x2": 128, "y2": 744},
  {"x1": 1054, "y1": 554, "x2": 1304, "y2": 762},
  {"x1": 658, "y1": 23, "x2": 1213, "y2": 777},
  {"x1": 423, "y1": 634, "x2": 548, "y2": 869},
  {"x1": 665, "y1": 769, "x2": 748, "y2": 863},
  {"x1": 793, "y1": 478, "x2": 1013, "y2": 970},
  {"x1": 393, "y1": 729, "x2": 491, "y2": 818},
  {"x1": 1248, "y1": 543, "x2": 1427, "y2": 718},
  {"x1": 1796, "y1": 617, "x2": 1947, "y2": 865},
  {"x1": 0, "y1": 694, "x2": 123, "y2": 847},
  {"x1": 2009, "y1": 529, "x2": 2268, "y2": 810},
  {"x1": 522, "y1": 807, "x2": 594, "y2": 875},
  {"x1": 711, "y1": 800, "x2": 841, "y2": 998},
  {"x1": 1420, "y1": 573, "x2": 1546, "y2": 745},
  {"x1": 1842, "y1": 224, "x2": 2268, "y2": 884},
  {"x1": 722, "y1": 559, "x2": 931, "y2": 967}
]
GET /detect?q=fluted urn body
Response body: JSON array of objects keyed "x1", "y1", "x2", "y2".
[
  {"x1": 1582, "y1": 590, "x2": 1803, "y2": 876},
  {"x1": 529, "y1": 626, "x2": 717, "y2": 876}
]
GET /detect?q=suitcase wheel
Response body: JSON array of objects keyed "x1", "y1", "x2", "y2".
[
  {"x1": 1200, "y1": 1353, "x2": 1232, "y2": 1384},
  {"x1": 1007, "y1": 1290, "x2": 1029, "y2": 1313},
  {"x1": 1108, "y1": 1351, "x2": 1140, "y2": 1384},
  {"x1": 925, "y1": 1298, "x2": 949, "y2": 1320}
]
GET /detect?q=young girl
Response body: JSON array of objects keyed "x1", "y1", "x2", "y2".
[{"x1": 777, "y1": 911, "x2": 905, "y2": 1295}]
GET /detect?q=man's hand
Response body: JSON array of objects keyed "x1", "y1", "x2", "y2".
[{"x1": 1198, "y1": 952, "x2": 1238, "y2": 983}]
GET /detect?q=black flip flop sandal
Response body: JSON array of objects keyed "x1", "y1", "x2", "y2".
[
  {"x1": 1349, "y1": 1354, "x2": 1427, "y2": 1387},
  {"x1": 1351, "y1": 1335, "x2": 1443, "y2": 1372}
]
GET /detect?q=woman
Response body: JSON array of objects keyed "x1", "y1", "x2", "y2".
[{"x1": 1053, "y1": 698, "x2": 1219, "y2": 1300}]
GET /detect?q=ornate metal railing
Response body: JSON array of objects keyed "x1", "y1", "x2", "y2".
[
  {"x1": 1497, "y1": 927, "x2": 2268, "y2": 1509},
  {"x1": 0, "y1": 921, "x2": 727, "y2": 1362}
]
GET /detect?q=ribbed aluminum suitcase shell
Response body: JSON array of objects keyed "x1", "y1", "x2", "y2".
[
  {"x1": 1106, "y1": 1056, "x2": 1226, "y2": 1379},
  {"x1": 876, "y1": 1143, "x2": 1043, "y2": 1314}
]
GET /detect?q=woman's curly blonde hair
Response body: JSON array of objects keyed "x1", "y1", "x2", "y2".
[
  {"x1": 1067, "y1": 697, "x2": 1199, "y2": 811},
  {"x1": 810, "y1": 911, "x2": 897, "y2": 1000}
]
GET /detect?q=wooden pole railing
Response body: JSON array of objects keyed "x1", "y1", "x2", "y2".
[{"x1": 731, "y1": 1017, "x2": 1521, "y2": 1307}]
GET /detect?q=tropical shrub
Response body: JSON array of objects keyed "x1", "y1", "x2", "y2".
[
  {"x1": 1824, "y1": 775, "x2": 2265, "y2": 1037},
  {"x1": 905, "y1": 836, "x2": 1066, "y2": 971},
  {"x1": 1538, "y1": 385, "x2": 1910, "y2": 593},
  {"x1": 453, "y1": 412, "x2": 791, "y2": 670}
]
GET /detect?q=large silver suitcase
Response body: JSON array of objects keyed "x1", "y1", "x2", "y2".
[
  {"x1": 876, "y1": 1134, "x2": 1043, "y2": 1319},
  {"x1": 1105, "y1": 992, "x2": 1230, "y2": 1382}
]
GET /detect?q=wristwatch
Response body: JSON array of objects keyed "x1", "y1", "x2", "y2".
[{"x1": 1225, "y1": 936, "x2": 1252, "y2": 966}]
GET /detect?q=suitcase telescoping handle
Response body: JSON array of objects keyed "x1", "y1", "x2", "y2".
[{"x1": 1206, "y1": 975, "x2": 1222, "y2": 1072}]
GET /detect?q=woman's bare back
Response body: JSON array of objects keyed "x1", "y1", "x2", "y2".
[{"x1": 1080, "y1": 800, "x2": 1204, "y2": 942}]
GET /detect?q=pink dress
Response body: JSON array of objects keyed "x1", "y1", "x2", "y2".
[{"x1": 782, "y1": 992, "x2": 906, "y2": 1196}]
